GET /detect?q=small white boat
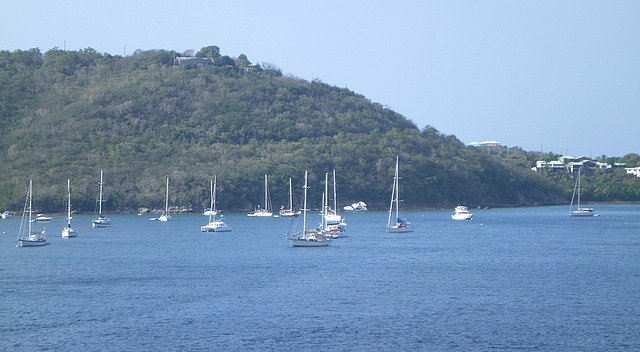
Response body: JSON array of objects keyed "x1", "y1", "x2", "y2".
[
  {"x1": 451, "y1": 205, "x2": 474, "y2": 220},
  {"x1": 1, "y1": 210, "x2": 11, "y2": 219},
  {"x1": 344, "y1": 201, "x2": 367, "y2": 211},
  {"x1": 35, "y1": 214, "x2": 52, "y2": 223},
  {"x1": 387, "y1": 156, "x2": 413, "y2": 233},
  {"x1": 17, "y1": 180, "x2": 48, "y2": 247},
  {"x1": 570, "y1": 167, "x2": 599, "y2": 217},
  {"x1": 247, "y1": 174, "x2": 273, "y2": 217},
  {"x1": 203, "y1": 209, "x2": 217, "y2": 216},
  {"x1": 201, "y1": 176, "x2": 232, "y2": 232},
  {"x1": 62, "y1": 179, "x2": 78, "y2": 238},
  {"x1": 92, "y1": 170, "x2": 111, "y2": 228},
  {"x1": 288, "y1": 170, "x2": 332, "y2": 247}
]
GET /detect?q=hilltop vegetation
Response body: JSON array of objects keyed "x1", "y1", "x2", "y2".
[{"x1": 0, "y1": 46, "x2": 634, "y2": 213}]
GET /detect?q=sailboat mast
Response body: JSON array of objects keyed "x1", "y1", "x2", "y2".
[
  {"x1": 28, "y1": 179, "x2": 33, "y2": 234},
  {"x1": 577, "y1": 167, "x2": 581, "y2": 208},
  {"x1": 288, "y1": 178, "x2": 293, "y2": 211},
  {"x1": 165, "y1": 177, "x2": 170, "y2": 213},
  {"x1": 213, "y1": 175, "x2": 218, "y2": 219},
  {"x1": 332, "y1": 169, "x2": 337, "y2": 213},
  {"x1": 303, "y1": 170, "x2": 308, "y2": 236},
  {"x1": 67, "y1": 179, "x2": 72, "y2": 226},
  {"x1": 98, "y1": 170, "x2": 104, "y2": 216},
  {"x1": 264, "y1": 174, "x2": 268, "y2": 212},
  {"x1": 395, "y1": 157, "x2": 401, "y2": 221},
  {"x1": 324, "y1": 173, "x2": 329, "y2": 228}
]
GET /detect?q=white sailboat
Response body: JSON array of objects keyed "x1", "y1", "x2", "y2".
[
  {"x1": 288, "y1": 170, "x2": 332, "y2": 247},
  {"x1": 387, "y1": 156, "x2": 413, "y2": 233},
  {"x1": 570, "y1": 166, "x2": 598, "y2": 217},
  {"x1": 17, "y1": 180, "x2": 48, "y2": 247},
  {"x1": 247, "y1": 174, "x2": 273, "y2": 217},
  {"x1": 62, "y1": 179, "x2": 78, "y2": 238},
  {"x1": 321, "y1": 170, "x2": 346, "y2": 238},
  {"x1": 92, "y1": 170, "x2": 111, "y2": 228},
  {"x1": 279, "y1": 177, "x2": 300, "y2": 217},
  {"x1": 151, "y1": 177, "x2": 171, "y2": 221},
  {"x1": 201, "y1": 176, "x2": 232, "y2": 232}
]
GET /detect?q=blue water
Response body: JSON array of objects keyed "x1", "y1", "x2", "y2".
[{"x1": 1, "y1": 204, "x2": 639, "y2": 351}]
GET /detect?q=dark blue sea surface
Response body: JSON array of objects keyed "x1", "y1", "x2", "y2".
[{"x1": 1, "y1": 204, "x2": 639, "y2": 351}]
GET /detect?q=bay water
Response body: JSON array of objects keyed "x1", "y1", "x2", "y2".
[{"x1": 1, "y1": 204, "x2": 639, "y2": 351}]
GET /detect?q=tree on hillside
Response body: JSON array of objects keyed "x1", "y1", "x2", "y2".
[{"x1": 196, "y1": 45, "x2": 221, "y2": 60}]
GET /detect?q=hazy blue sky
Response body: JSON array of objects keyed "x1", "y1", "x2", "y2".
[{"x1": 3, "y1": 0, "x2": 639, "y2": 157}]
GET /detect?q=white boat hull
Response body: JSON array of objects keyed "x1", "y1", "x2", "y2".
[
  {"x1": 571, "y1": 208, "x2": 598, "y2": 217},
  {"x1": 18, "y1": 239, "x2": 48, "y2": 247},
  {"x1": 289, "y1": 238, "x2": 332, "y2": 247},
  {"x1": 247, "y1": 211, "x2": 273, "y2": 217},
  {"x1": 386, "y1": 225, "x2": 414, "y2": 233},
  {"x1": 92, "y1": 217, "x2": 111, "y2": 228},
  {"x1": 201, "y1": 221, "x2": 232, "y2": 232},
  {"x1": 279, "y1": 210, "x2": 300, "y2": 217},
  {"x1": 451, "y1": 214, "x2": 474, "y2": 220},
  {"x1": 17, "y1": 232, "x2": 48, "y2": 247},
  {"x1": 62, "y1": 226, "x2": 78, "y2": 238}
]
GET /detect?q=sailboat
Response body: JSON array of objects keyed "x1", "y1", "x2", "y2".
[
  {"x1": 570, "y1": 166, "x2": 598, "y2": 217},
  {"x1": 201, "y1": 176, "x2": 232, "y2": 232},
  {"x1": 321, "y1": 170, "x2": 347, "y2": 238},
  {"x1": 92, "y1": 170, "x2": 111, "y2": 228},
  {"x1": 279, "y1": 177, "x2": 300, "y2": 217},
  {"x1": 151, "y1": 177, "x2": 171, "y2": 221},
  {"x1": 247, "y1": 174, "x2": 273, "y2": 217},
  {"x1": 17, "y1": 180, "x2": 48, "y2": 247},
  {"x1": 288, "y1": 170, "x2": 332, "y2": 247},
  {"x1": 387, "y1": 156, "x2": 413, "y2": 233},
  {"x1": 62, "y1": 179, "x2": 78, "y2": 238}
]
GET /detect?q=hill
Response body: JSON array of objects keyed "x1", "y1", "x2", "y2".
[{"x1": 0, "y1": 46, "x2": 567, "y2": 213}]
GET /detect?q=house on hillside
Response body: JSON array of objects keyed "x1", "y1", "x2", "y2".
[
  {"x1": 626, "y1": 167, "x2": 640, "y2": 177},
  {"x1": 174, "y1": 56, "x2": 214, "y2": 67}
]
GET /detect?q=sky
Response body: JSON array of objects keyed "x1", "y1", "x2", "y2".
[{"x1": 3, "y1": 0, "x2": 639, "y2": 157}]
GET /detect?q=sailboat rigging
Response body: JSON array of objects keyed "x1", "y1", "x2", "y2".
[
  {"x1": 62, "y1": 179, "x2": 78, "y2": 238},
  {"x1": 92, "y1": 170, "x2": 111, "y2": 228},
  {"x1": 570, "y1": 166, "x2": 598, "y2": 217},
  {"x1": 201, "y1": 176, "x2": 232, "y2": 232},
  {"x1": 386, "y1": 156, "x2": 413, "y2": 233},
  {"x1": 17, "y1": 180, "x2": 48, "y2": 247},
  {"x1": 287, "y1": 171, "x2": 332, "y2": 247}
]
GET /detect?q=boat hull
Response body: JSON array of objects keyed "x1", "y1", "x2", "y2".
[
  {"x1": 92, "y1": 218, "x2": 111, "y2": 228},
  {"x1": 386, "y1": 226, "x2": 413, "y2": 233},
  {"x1": 62, "y1": 227, "x2": 78, "y2": 238},
  {"x1": 247, "y1": 212, "x2": 273, "y2": 217},
  {"x1": 18, "y1": 233, "x2": 48, "y2": 247},
  {"x1": 571, "y1": 209, "x2": 598, "y2": 217},
  {"x1": 289, "y1": 238, "x2": 332, "y2": 247},
  {"x1": 201, "y1": 221, "x2": 232, "y2": 232},
  {"x1": 451, "y1": 214, "x2": 473, "y2": 220}
]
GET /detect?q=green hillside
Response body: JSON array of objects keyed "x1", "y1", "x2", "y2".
[{"x1": 0, "y1": 46, "x2": 569, "y2": 213}]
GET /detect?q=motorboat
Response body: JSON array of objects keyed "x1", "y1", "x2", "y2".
[
  {"x1": 451, "y1": 205, "x2": 474, "y2": 220},
  {"x1": 344, "y1": 201, "x2": 367, "y2": 211}
]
